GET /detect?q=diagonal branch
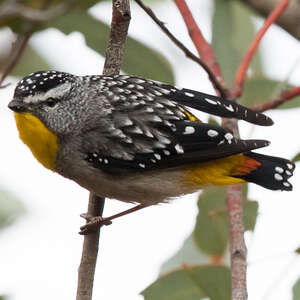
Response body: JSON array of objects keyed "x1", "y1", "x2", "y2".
[
  {"x1": 0, "y1": 33, "x2": 31, "y2": 88},
  {"x1": 134, "y1": 0, "x2": 227, "y2": 98},
  {"x1": 76, "y1": 1, "x2": 131, "y2": 300},
  {"x1": 234, "y1": 0, "x2": 290, "y2": 97},
  {"x1": 241, "y1": 0, "x2": 300, "y2": 41},
  {"x1": 252, "y1": 86, "x2": 300, "y2": 112}
]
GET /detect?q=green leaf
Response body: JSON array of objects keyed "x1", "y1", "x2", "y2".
[
  {"x1": 0, "y1": 44, "x2": 51, "y2": 78},
  {"x1": 208, "y1": 116, "x2": 220, "y2": 126},
  {"x1": 193, "y1": 187, "x2": 228, "y2": 255},
  {"x1": 160, "y1": 235, "x2": 211, "y2": 275},
  {"x1": 240, "y1": 77, "x2": 300, "y2": 108},
  {"x1": 243, "y1": 198, "x2": 258, "y2": 231},
  {"x1": 293, "y1": 277, "x2": 300, "y2": 300},
  {"x1": 212, "y1": 0, "x2": 263, "y2": 86},
  {"x1": 50, "y1": 12, "x2": 174, "y2": 83},
  {"x1": 142, "y1": 265, "x2": 231, "y2": 300},
  {"x1": 77, "y1": 0, "x2": 102, "y2": 9},
  {"x1": 295, "y1": 247, "x2": 300, "y2": 255},
  {"x1": 292, "y1": 153, "x2": 300, "y2": 163},
  {"x1": 0, "y1": 187, "x2": 25, "y2": 230},
  {"x1": 193, "y1": 185, "x2": 258, "y2": 255}
]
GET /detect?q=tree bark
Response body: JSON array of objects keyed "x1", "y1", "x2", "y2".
[{"x1": 76, "y1": 1, "x2": 131, "y2": 300}]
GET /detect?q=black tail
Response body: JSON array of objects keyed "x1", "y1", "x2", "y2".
[{"x1": 238, "y1": 152, "x2": 295, "y2": 191}]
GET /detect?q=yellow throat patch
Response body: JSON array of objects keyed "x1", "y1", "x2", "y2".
[{"x1": 14, "y1": 112, "x2": 58, "y2": 170}]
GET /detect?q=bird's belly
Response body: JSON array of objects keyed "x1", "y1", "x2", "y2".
[{"x1": 69, "y1": 166, "x2": 197, "y2": 205}]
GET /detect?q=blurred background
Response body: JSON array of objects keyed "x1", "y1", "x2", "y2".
[{"x1": 0, "y1": 0, "x2": 300, "y2": 299}]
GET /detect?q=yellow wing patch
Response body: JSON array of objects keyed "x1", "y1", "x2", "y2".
[
  {"x1": 184, "y1": 155, "x2": 247, "y2": 187},
  {"x1": 14, "y1": 113, "x2": 58, "y2": 170},
  {"x1": 184, "y1": 109, "x2": 199, "y2": 122}
]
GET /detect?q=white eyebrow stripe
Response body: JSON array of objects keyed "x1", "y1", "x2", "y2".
[{"x1": 23, "y1": 83, "x2": 72, "y2": 104}]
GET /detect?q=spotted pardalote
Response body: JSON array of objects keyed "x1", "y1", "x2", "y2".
[{"x1": 8, "y1": 70, "x2": 295, "y2": 205}]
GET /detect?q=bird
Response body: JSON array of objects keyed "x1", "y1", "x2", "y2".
[{"x1": 8, "y1": 70, "x2": 295, "y2": 208}]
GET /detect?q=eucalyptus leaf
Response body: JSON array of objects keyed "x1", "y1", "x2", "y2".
[
  {"x1": 142, "y1": 265, "x2": 231, "y2": 300},
  {"x1": 208, "y1": 116, "x2": 220, "y2": 126},
  {"x1": 240, "y1": 77, "x2": 300, "y2": 109},
  {"x1": 292, "y1": 153, "x2": 300, "y2": 163},
  {"x1": 160, "y1": 235, "x2": 210, "y2": 275},
  {"x1": 193, "y1": 185, "x2": 258, "y2": 255},
  {"x1": 0, "y1": 188, "x2": 25, "y2": 230},
  {"x1": 293, "y1": 277, "x2": 300, "y2": 300},
  {"x1": 212, "y1": 0, "x2": 263, "y2": 86},
  {"x1": 50, "y1": 12, "x2": 174, "y2": 83}
]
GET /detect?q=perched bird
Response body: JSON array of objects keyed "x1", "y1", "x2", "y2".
[{"x1": 9, "y1": 71, "x2": 295, "y2": 207}]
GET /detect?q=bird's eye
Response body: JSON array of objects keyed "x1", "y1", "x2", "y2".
[{"x1": 45, "y1": 97, "x2": 57, "y2": 108}]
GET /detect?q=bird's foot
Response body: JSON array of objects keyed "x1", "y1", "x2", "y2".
[{"x1": 79, "y1": 213, "x2": 112, "y2": 235}]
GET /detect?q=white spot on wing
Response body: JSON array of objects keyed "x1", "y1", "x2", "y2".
[
  {"x1": 275, "y1": 167, "x2": 284, "y2": 173},
  {"x1": 274, "y1": 173, "x2": 283, "y2": 181},
  {"x1": 184, "y1": 92, "x2": 195, "y2": 97},
  {"x1": 175, "y1": 144, "x2": 184, "y2": 154},
  {"x1": 205, "y1": 98, "x2": 217, "y2": 105},
  {"x1": 183, "y1": 126, "x2": 195, "y2": 135},
  {"x1": 225, "y1": 104, "x2": 234, "y2": 112},
  {"x1": 207, "y1": 129, "x2": 219, "y2": 137},
  {"x1": 154, "y1": 154, "x2": 161, "y2": 160},
  {"x1": 224, "y1": 133, "x2": 233, "y2": 144}
]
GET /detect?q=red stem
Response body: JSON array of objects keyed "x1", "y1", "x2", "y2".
[
  {"x1": 234, "y1": 0, "x2": 290, "y2": 97},
  {"x1": 253, "y1": 86, "x2": 300, "y2": 112},
  {"x1": 174, "y1": 0, "x2": 225, "y2": 91}
]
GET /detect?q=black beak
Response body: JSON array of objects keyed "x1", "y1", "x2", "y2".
[{"x1": 8, "y1": 99, "x2": 27, "y2": 113}]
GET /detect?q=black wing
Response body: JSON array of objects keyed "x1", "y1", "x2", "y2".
[
  {"x1": 83, "y1": 75, "x2": 270, "y2": 173},
  {"x1": 156, "y1": 83, "x2": 273, "y2": 126}
]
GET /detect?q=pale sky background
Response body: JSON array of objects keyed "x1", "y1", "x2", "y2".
[{"x1": 0, "y1": 1, "x2": 300, "y2": 300}]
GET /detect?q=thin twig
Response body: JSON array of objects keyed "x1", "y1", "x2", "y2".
[
  {"x1": 76, "y1": 1, "x2": 131, "y2": 300},
  {"x1": 0, "y1": 0, "x2": 74, "y2": 22},
  {"x1": 134, "y1": 0, "x2": 227, "y2": 98},
  {"x1": 252, "y1": 86, "x2": 300, "y2": 112},
  {"x1": 234, "y1": 0, "x2": 290, "y2": 97},
  {"x1": 0, "y1": 33, "x2": 31, "y2": 88},
  {"x1": 173, "y1": 0, "x2": 225, "y2": 90}
]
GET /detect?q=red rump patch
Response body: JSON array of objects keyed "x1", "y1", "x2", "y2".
[{"x1": 234, "y1": 155, "x2": 261, "y2": 176}]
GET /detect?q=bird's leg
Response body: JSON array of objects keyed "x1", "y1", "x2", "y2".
[{"x1": 79, "y1": 204, "x2": 149, "y2": 235}]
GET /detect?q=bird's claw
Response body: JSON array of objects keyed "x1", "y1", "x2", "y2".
[{"x1": 79, "y1": 214, "x2": 112, "y2": 235}]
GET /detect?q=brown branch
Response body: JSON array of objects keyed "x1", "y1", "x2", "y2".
[
  {"x1": 234, "y1": 0, "x2": 290, "y2": 98},
  {"x1": 0, "y1": 0, "x2": 74, "y2": 22},
  {"x1": 0, "y1": 33, "x2": 30, "y2": 88},
  {"x1": 226, "y1": 183, "x2": 247, "y2": 300},
  {"x1": 134, "y1": 0, "x2": 227, "y2": 99},
  {"x1": 252, "y1": 86, "x2": 300, "y2": 112},
  {"x1": 222, "y1": 114, "x2": 248, "y2": 300},
  {"x1": 76, "y1": 194, "x2": 105, "y2": 300},
  {"x1": 76, "y1": 1, "x2": 131, "y2": 300},
  {"x1": 241, "y1": 0, "x2": 300, "y2": 41},
  {"x1": 173, "y1": 0, "x2": 225, "y2": 89}
]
